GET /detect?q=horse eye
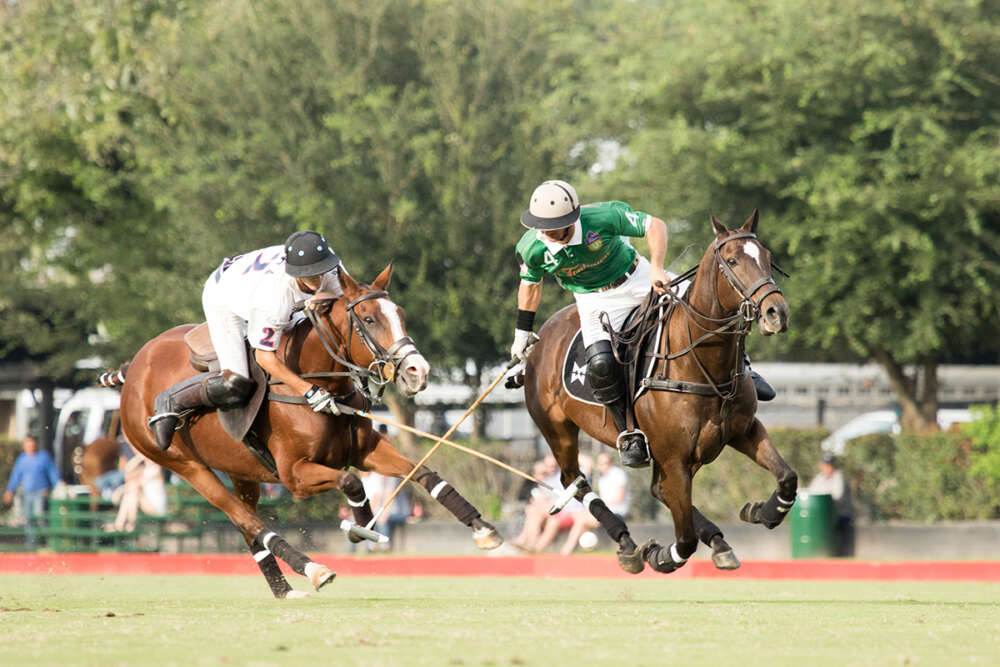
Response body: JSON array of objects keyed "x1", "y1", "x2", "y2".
[
  {"x1": 364, "y1": 316, "x2": 376, "y2": 325},
  {"x1": 727, "y1": 258, "x2": 739, "y2": 266}
]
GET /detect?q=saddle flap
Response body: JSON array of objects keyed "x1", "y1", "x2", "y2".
[{"x1": 184, "y1": 322, "x2": 217, "y2": 371}]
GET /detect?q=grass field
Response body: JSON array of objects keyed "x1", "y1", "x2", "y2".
[{"x1": 1, "y1": 575, "x2": 998, "y2": 666}]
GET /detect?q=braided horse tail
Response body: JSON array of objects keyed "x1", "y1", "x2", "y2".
[{"x1": 98, "y1": 362, "x2": 130, "y2": 388}]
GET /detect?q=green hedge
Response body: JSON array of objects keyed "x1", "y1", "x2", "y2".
[{"x1": 841, "y1": 406, "x2": 1000, "y2": 521}]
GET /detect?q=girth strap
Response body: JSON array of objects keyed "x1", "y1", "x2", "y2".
[{"x1": 640, "y1": 373, "x2": 745, "y2": 396}]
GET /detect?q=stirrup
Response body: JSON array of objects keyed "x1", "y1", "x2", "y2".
[
  {"x1": 616, "y1": 430, "x2": 650, "y2": 468},
  {"x1": 147, "y1": 411, "x2": 180, "y2": 428}
]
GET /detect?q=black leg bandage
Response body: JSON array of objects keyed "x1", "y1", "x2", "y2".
[
  {"x1": 248, "y1": 539, "x2": 293, "y2": 598},
  {"x1": 576, "y1": 486, "x2": 630, "y2": 544},
  {"x1": 414, "y1": 469, "x2": 479, "y2": 526},
  {"x1": 759, "y1": 489, "x2": 797, "y2": 529},
  {"x1": 692, "y1": 506, "x2": 724, "y2": 547},
  {"x1": 340, "y1": 473, "x2": 374, "y2": 528},
  {"x1": 253, "y1": 530, "x2": 310, "y2": 576}
]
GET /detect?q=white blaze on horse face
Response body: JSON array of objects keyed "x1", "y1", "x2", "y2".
[
  {"x1": 378, "y1": 298, "x2": 429, "y2": 392},
  {"x1": 743, "y1": 241, "x2": 762, "y2": 268}
]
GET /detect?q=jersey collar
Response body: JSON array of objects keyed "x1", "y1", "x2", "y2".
[{"x1": 536, "y1": 220, "x2": 583, "y2": 253}]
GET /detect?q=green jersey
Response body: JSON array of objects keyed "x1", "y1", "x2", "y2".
[{"x1": 516, "y1": 201, "x2": 651, "y2": 294}]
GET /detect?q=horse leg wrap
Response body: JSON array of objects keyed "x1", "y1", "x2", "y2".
[
  {"x1": 253, "y1": 530, "x2": 310, "y2": 576},
  {"x1": 340, "y1": 473, "x2": 374, "y2": 534},
  {"x1": 415, "y1": 469, "x2": 479, "y2": 526},
  {"x1": 578, "y1": 489, "x2": 630, "y2": 544},
  {"x1": 758, "y1": 489, "x2": 797, "y2": 529},
  {"x1": 646, "y1": 541, "x2": 691, "y2": 574},
  {"x1": 692, "y1": 506, "x2": 724, "y2": 547},
  {"x1": 248, "y1": 540, "x2": 293, "y2": 599}
]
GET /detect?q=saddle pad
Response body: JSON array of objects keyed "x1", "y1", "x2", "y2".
[
  {"x1": 561, "y1": 330, "x2": 602, "y2": 407},
  {"x1": 561, "y1": 301, "x2": 662, "y2": 407}
]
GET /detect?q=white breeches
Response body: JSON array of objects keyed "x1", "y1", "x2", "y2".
[
  {"x1": 574, "y1": 256, "x2": 689, "y2": 348},
  {"x1": 201, "y1": 278, "x2": 250, "y2": 378}
]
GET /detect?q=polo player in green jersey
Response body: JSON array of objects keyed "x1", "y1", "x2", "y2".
[{"x1": 510, "y1": 180, "x2": 775, "y2": 468}]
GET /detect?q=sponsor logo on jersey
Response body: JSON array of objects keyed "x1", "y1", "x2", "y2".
[{"x1": 584, "y1": 230, "x2": 603, "y2": 251}]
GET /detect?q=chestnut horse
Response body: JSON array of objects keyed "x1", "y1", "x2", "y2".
[
  {"x1": 112, "y1": 265, "x2": 502, "y2": 598},
  {"x1": 522, "y1": 211, "x2": 796, "y2": 574}
]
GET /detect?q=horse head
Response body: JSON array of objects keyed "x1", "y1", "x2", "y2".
[
  {"x1": 708, "y1": 210, "x2": 789, "y2": 335},
  {"x1": 310, "y1": 264, "x2": 430, "y2": 396}
]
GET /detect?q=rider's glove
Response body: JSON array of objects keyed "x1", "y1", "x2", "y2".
[
  {"x1": 304, "y1": 385, "x2": 340, "y2": 415},
  {"x1": 510, "y1": 329, "x2": 535, "y2": 362}
]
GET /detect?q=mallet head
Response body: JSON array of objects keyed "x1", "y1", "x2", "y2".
[
  {"x1": 340, "y1": 519, "x2": 389, "y2": 544},
  {"x1": 548, "y1": 475, "x2": 586, "y2": 516}
]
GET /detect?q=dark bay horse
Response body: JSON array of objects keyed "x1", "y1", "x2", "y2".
[
  {"x1": 113, "y1": 265, "x2": 502, "y2": 598},
  {"x1": 522, "y1": 211, "x2": 796, "y2": 574}
]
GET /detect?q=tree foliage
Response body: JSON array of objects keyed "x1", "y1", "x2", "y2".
[{"x1": 1, "y1": 0, "x2": 997, "y2": 435}]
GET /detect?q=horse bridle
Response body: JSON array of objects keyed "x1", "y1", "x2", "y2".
[
  {"x1": 343, "y1": 290, "x2": 420, "y2": 386},
  {"x1": 712, "y1": 231, "x2": 784, "y2": 325},
  {"x1": 304, "y1": 290, "x2": 420, "y2": 399}
]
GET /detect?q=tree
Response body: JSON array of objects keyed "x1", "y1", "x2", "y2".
[{"x1": 591, "y1": 0, "x2": 1000, "y2": 430}]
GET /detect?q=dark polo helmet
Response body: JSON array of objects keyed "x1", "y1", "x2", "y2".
[
  {"x1": 520, "y1": 179, "x2": 581, "y2": 230},
  {"x1": 284, "y1": 230, "x2": 340, "y2": 277}
]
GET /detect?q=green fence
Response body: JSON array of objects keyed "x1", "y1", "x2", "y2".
[{"x1": 0, "y1": 490, "x2": 280, "y2": 553}]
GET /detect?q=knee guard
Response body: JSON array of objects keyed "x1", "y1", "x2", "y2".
[
  {"x1": 585, "y1": 341, "x2": 622, "y2": 404},
  {"x1": 205, "y1": 370, "x2": 255, "y2": 409}
]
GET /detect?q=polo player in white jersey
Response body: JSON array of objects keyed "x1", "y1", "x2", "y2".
[{"x1": 148, "y1": 230, "x2": 348, "y2": 450}]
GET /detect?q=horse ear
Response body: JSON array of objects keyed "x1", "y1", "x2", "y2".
[
  {"x1": 740, "y1": 209, "x2": 759, "y2": 234},
  {"x1": 373, "y1": 263, "x2": 393, "y2": 291},
  {"x1": 710, "y1": 215, "x2": 728, "y2": 236},
  {"x1": 337, "y1": 266, "x2": 360, "y2": 294}
]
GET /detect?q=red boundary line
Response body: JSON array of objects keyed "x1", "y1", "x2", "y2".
[{"x1": 2, "y1": 553, "x2": 999, "y2": 581}]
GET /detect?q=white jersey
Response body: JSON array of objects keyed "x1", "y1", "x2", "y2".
[{"x1": 206, "y1": 245, "x2": 343, "y2": 352}]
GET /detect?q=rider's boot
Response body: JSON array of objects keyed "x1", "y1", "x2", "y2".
[
  {"x1": 745, "y1": 354, "x2": 776, "y2": 401},
  {"x1": 147, "y1": 370, "x2": 255, "y2": 451},
  {"x1": 586, "y1": 341, "x2": 650, "y2": 468}
]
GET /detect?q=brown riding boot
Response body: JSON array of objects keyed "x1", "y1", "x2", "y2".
[{"x1": 147, "y1": 370, "x2": 254, "y2": 450}]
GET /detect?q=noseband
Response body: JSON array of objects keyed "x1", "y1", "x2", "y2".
[{"x1": 713, "y1": 231, "x2": 783, "y2": 323}]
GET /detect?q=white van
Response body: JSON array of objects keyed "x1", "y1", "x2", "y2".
[
  {"x1": 821, "y1": 408, "x2": 976, "y2": 455},
  {"x1": 51, "y1": 387, "x2": 122, "y2": 481}
]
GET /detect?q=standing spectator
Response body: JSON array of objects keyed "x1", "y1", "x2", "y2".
[
  {"x1": 807, "y1": 454, "x2": 855, "y2": 557},
  {"x1": 560, "y1": 452, "x2": 630, "y2": 555},
  {"x1": 2, "y1": 436, "x2": 61, "y2": 548}
]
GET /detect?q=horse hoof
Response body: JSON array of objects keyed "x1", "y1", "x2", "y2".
[
  {"x1": 284, "y1": 590, "x2": 310, "y2": 599},
  {"x1": 617, "y1": 539, "x2": 653, "y2": 574},
  {"x1": 712, "y1": 548, "x2": 741, "y2": 570},
  {"x1": 308, "y1": 564, "x2": 336, "y2": 591},
  {"x1": 473, "y1": 526, "x2": 503, "y2": 550},
  {"x1": 739, "y1": 502, "x2": 757, "y2": 523}
]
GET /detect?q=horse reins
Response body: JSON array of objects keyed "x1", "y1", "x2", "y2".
[
  {"x1": 270, "y1": 290, "x2": 420, "y2": 404},
  {"x1": 624, "y1": 231, "x2": 786, "y2": 402}
]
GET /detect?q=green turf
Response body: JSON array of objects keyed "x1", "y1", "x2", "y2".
[{"x1": 1, "y1": 575, "x2": 998, "y2": 666}]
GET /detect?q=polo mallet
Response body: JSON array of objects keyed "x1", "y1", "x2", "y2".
[
  {"x1": 354, "y1": 357, "x2": 531, "y2": 536},
  {"x1": 336, "y1": 408, "x2": 551, "y2": 491}
]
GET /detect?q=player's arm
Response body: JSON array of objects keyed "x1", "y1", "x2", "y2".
[{"x1": 645, "y1": 216, "x2": 669, "y2": 293}]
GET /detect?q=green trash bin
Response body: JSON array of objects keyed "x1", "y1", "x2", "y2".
[{"x1": 789, "y1": 493, "x2": 834, "y2": 558}]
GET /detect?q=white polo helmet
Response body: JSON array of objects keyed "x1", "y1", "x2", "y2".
[{"x1": 520, "y1": 180, "x2": 581, "y2": 230}]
